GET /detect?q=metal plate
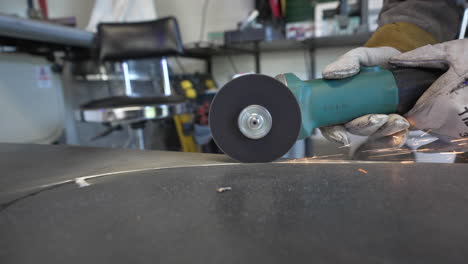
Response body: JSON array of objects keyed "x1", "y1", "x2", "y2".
[
  {"x1": 209, "y1": 74, "x2": 301, "y2": 163},
  {"x1": 2, "y1": 143, "x2": 468, "y2": 263},
  {"x1": 0, "y1": 143, "x2": 233, "y2": 203}
]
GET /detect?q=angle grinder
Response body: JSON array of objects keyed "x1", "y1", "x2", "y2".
[{"x1": 209, "y1": 67, "x2": 443, "y2": 163}]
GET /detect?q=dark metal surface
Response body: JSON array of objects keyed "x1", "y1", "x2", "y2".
[
  {"x1": 2, "y1": 143, "x2": 468, "y2": 263},
  {"x1": 209, "y1": 74, "x2": 301, "y2": 162},
  {"x1": 0, "y1": 143, "x2": 231, "y2": 203}
]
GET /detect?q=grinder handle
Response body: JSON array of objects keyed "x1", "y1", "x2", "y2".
[{"x1": 390, "y1": 67, "x2": 445, "y2": 114}]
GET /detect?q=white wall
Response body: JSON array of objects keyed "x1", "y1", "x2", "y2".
[
  {"x1": 47, "y1": 0, "x2": 95, "y2": 29},
  {"x1": 155, "y1": 0, "x2": 254, "y2": 44}
]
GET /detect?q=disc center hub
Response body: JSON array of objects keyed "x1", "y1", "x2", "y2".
[
  {"x1": 248, "y1": 115, "x2": 263, "y2": 129},
  {"x1": 238, "y1": 105, "x2": 272, "y2": 139}
]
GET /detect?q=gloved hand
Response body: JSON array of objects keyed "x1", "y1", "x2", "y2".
[
  {"x1": 321, "y1": 39, "x2": 468, "y2": 149},
  {"x1": 320, "y1": 46, "x2": 410, "y2": 148},
  {"x1": 391, "y1": 39, "x2": 468, "y2": 141}
]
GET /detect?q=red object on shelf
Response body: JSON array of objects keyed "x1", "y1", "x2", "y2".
[
  {"x1": 196, "y1": 102, "x2": 210, "y2": 125},
  {"x1": 269, "y1": 0, "x2": 281, "y2": 18},
  {"x1": 38, "y1": 0, "x2": 48, "y2": 19}
]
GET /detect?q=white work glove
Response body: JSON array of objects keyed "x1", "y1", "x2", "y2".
[
  {"x1": 320, "y1": 47, "x2": 409, "y2": 149},
  {"x1": 391, "y1": 39, "x2": 468, "y2": 141},
  {"x1": 322, "y1": 40, "x2": 468, "y2": 150}
]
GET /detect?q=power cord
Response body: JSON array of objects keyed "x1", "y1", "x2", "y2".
[
  {"x1": 174, "y1": 57, "x2": 187, "y2": 74},
  {"x1": 227, "y1": 55, "x2": 239, "y2": 74},
  {"x1": 199, "y1": 0, "x2": 211, "y2": 42}
]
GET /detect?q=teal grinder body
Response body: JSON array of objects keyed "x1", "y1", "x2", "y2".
[
  {"x1": 278, "y1": 67, "x2": 443, "y2": 140},
  {"x1": 209, "y1": 67, "x2": 443, "y2": 162}
]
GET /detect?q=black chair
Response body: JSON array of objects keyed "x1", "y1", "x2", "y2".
[{"x1": 76, "y1": 17, "x2": 190, "y2": 150}]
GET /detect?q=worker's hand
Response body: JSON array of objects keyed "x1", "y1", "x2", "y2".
[
  {"x1": 390, "y1": 39, "x2": 468, "y2": 141},
  {"x1": 322, "y1": 46, "x2": 401, "y2": 79},
  {"x1": 320, "y1": 46, "x2": 408, "y2": 148},
  {"x1": 320, "y1": 114, "x2": 410, "y2": 148},
  {"x1": 321, "y1": 40, "x2": 468, "y2": 150}
]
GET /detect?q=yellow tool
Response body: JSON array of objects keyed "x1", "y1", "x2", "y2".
[
  {"x1": 173, "y1": 79, "x2": 199, "y2": 152},
  {"x1": 181, "y1": 80, "x2": 197, "y2": 99},
  {"x1": 174, "y1": 114, "x2": 199, "y2": 153}
]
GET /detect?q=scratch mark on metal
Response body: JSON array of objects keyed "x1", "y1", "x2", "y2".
[
  {"x1": 217, "y1": 187, "x2": 232, "y2": 193},
  {"x1": 358, "y1": 168, "x2": 368, "y2": 174}
]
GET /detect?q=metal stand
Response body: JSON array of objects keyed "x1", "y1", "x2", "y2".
[
  {"x1": 122, "y1": 61, "x2": 134, "y2": 96},
  {"x1": 135, "y1": 128, "x2": 145, "y2": 150},
  {"x1": 130, "y1": 122, "x2": 146, "y2": 150},
  {"x1": 357, "y1": 0, "x2": 369, "y2": 33},
  {"x1": 160, "y1": 57, "x2": 172, "y2": 95}
]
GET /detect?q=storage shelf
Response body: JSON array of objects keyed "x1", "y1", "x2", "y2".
[
  {"x1": 0, "y1": 14, "x2": 373, "y2": 74},
  {"x1": 184, "y1": 31, "x2": 373, "y2": 57}
]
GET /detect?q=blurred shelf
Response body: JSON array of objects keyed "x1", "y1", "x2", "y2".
[
  {"x1": 0, "y1": 14, "x2": 372, "y2": 62},
  {"x1": 0, "y1": 14, "x2": 373, "y2": 75},
  {"x1": 183, "y1": 43, "x2": 255, "y2": 58},
  {"x1": 184, "y1": 31, "x2": 373, "y2": 57},
  {"x1": 306, "y1": 31, "x2": 373, "y2": 48}
]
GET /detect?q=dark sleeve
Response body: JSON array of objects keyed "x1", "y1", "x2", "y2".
[{"x1": 379, "y1": 0, "x2": 464, "y2": 41}]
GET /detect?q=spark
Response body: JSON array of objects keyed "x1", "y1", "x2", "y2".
[
  {"x1": 420, "y1": 129, "x2": 432, "y2": 137},
  {"x1": 360, "y1": 148, "x2": 402, "y2": 153},
  {"x1": 414, "y1": 148, "x2": 433, "y2": 152},
  {"x1": 310, "y1": 154, "x2": 344, "y2": 159},
  {"x1": 358, "y1": 168, "x2": 368, "y2": 174},
  {"x1": 400, "y1": 161, "x2": 415, "y2": 164},
  {"x1": 451, "y1": 138, "x2": 468, "y2": 143},
  {"x1": 287, "y1": 157, "x2": 314, "y2": 162},
  {"x1": 338, "y1": 144, "x2": 351, "y2": 148},
  {"x1": 368, "y1": 151, "x2": 412, "y2": 158},
  {"x1": 285, "y1": 154, "x2": 345, "y2": 163},
  {"x1": 439, "y1": 151, "x2": 464, "y2": 155}
]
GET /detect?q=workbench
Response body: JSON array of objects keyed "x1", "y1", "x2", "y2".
[{"x1": 1, "y1": 143, "x2": 468, "y2": 263}]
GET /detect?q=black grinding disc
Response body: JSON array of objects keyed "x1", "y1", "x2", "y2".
[{"x1": 209, "y1": 74, "x2": 301, "y2": 163}]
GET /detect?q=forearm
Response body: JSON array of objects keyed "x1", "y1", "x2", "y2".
[{"x1": 365, "y1": 0, "x2": 464, "y2": 52}]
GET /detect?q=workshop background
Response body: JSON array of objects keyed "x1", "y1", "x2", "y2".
[{"x1": 0, "y1": 0, "x2": 394, "y2": 160}]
